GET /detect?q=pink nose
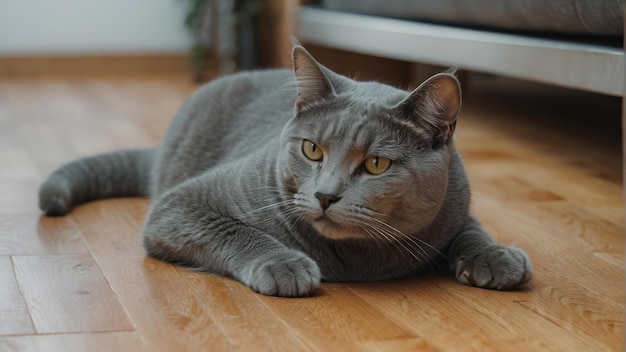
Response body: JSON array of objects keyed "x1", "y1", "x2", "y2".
[{"x1": 314, "y1": 192, "x2": 341, "y2": 210}]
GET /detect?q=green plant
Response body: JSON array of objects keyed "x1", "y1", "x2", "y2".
[
  {"x1": 184, "y1": 0, "x2": 211, "y2": 72},
  {"x1": 184, "y1": 0, "x2": 264, "y2": 74}
]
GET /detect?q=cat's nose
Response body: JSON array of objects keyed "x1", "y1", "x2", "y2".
[{"x1": 314, "y1": 192, "x2": 341, "y2": 211}]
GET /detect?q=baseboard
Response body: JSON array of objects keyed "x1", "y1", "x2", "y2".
[{"x1": 0, "y1": 54, "x2": 200, "y2": 77}]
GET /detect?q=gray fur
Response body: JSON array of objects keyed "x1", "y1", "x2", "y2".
[
  {"x1": 39, "y1": 45, "x2": 531, "y2": 296},
  {"x1": 39, "y1": 149, "x2": 155, "y2": 215}
]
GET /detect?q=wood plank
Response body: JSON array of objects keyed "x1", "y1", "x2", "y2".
[
  {"x1": 458, "y1": 78, "x2": 623, "y2": 229},
  {"x1": 442, "y1": 272, "x2": 621, "y2": 351},
  {"x1": 463, "y1": 200, "x2": 623, "y2": 350},
  {"x1": 0, "y1": 331, "x2": 145, "y2": 352},
  {"x1": 474, "y1": 195, "x2": 624, "y2": 306},
  {"x1": 190, "y1": 273, "x2": 318, "y2": 351},
  {"x1": 0, "y1": 150, "x2": 39, "y2": 180},
  {"x1": 0, "y1": 256, "x2": 35, "y2": 335},
  {"x1": 468, "y1": 176, "x2": 623, "y2": 267},
  {"x1": 71, "y1": 199, "x2": 233, "y2": 351},
  {"x1": 0, "y1": 213, "x2": 87, "y2": 255},
  {"x1": 12, "y1": 254, "x2": 133, "y2": 334},
  {"x1": 7, "y1": 78, "x2": 193, "y2": 179},
  {"x1": 249, "y1": 284, "x2": 415, "y2": 350},
  {"x1": 348, "y1": 338, "x2": 439, "y2": 352},
  {"x1": 349, "y1": 277, "x2": 611, "y2": 352},
  {"x1": 0, "y1": 180, "x2": 41, "y2": 214},
  {"x1": 348, "y1": 277, "x2": 507, "y2": 352},
  {"x1": 466, "y1": 159, "x2": 624, "y2": 226}
]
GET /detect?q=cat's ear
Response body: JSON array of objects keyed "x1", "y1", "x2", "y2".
[
  {"x1": 292, "y1": 45, "x2": 335, "y2": 112},
  {"x1": 398, "y1": 73, "x2": 461, "y2": 145}
]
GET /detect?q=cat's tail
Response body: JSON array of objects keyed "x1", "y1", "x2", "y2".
[{"x1": 38, "y1": 149, "x2": 156, "y2": 216}]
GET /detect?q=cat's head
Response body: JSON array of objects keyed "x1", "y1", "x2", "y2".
[{"x1": 277, "y1": 44, "x2": 461, "y2": 241}]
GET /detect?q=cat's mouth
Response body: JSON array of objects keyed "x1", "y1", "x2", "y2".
[
  {"x1": 313, "y1": 212, "x2": 330, "y2": 222},
  {"x1": 294, "y1": 194, "x2": 369, "y2": 240},
  {"x1": 310, "y1": 212, "x2": 363, "y2": 240},
  {"x1": 312, "y1": 212, "x2": 334, "y2": 226}
]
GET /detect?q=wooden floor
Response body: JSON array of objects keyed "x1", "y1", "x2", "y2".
[{"x1": 0, "y1": 72, "x2": 623, "y2": 351}]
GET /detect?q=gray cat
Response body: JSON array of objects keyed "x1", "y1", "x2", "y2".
[{"x1": 39, "y1": 44, "x2": 532, "y2": 296}]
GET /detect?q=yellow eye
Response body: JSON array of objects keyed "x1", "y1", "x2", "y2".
[
  {"x1": 363, "y1": 157, "x2": 391, "y2": 175},
  {"x1": 302, "y1": 140, "x2": 324, "y2": 161}
]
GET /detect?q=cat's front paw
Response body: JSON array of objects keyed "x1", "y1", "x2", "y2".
[
  {"x1": 455, "y1": 245, "x2": 532, "y2": 290},
  {"x1": 241, "y1": 250, "x2": 321, "y2": 297}
]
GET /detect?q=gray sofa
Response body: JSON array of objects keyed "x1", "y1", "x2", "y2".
[
  {"x1": 321, "y1": 0, "x2": 622, "y2": 35},
  {"x1": 298, "y1": 0, "x2": 623, "y2": 96}
]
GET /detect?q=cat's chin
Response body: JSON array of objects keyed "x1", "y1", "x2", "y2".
[{"x1": 310, "y1": 217, "x2": 365, "y2": 241}]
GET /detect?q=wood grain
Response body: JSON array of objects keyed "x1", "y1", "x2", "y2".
[
  {"x1": 12, "y1": 254, "x2": 134, "y2": 334},
  {"x1": 349, "y1": 278, "x2": 609, "y2": 352},
  {"x1": 0, "y1": 214, "x2": 87, "y2": 255},
  {"x1": 252, "y1": 284, "x2": 415, "y2": 350},
  {"x1": 0, "y1": 256, "x2": 34, "y2": 335},
  {"x1": 0, "y1": 331, "x2": 145, "y2": 352},
  {"x1": 0, "y1": 73, "x2": 622, "y2": 351},
  {"x1": 72, "y1": 199, "x2": 232, "y2": 351},
  {"x1": 190, "y1": 273, "x2": 316, "y2": 351}
]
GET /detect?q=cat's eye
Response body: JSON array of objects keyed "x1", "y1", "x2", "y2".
[
  {"x1": 302, "y1": 140, "x2": 323, "y2": 161},
  {"x1": 363, "y1": 157, "x2": 392, "y2": 175}
]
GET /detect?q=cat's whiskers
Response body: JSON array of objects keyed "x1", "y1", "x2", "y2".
[
  {"x1": 249, "y1": 204, "x2": 303, "y2": 230},
  {"x1": 335, "y1": 211, "x2": 426, "y2": 266},
  {"x1": 259, "y1": 207, "x2": 300, "y2": 227},
  {"x1": 350, "y1": 210, "x2": 445, "y2": 272},
  {"x1": 367, "y1": 222, "x2": 424, "y2": 263},
  {"x1": 243, "y1": 203, "x2": 295, "y2": 225},
  {"x1": 367, "y1": 216, "x2": 447, "y2": 259},
  {"x1": 249, "y1": 186, "x2": 284, "y2": 192},
  {"x1": 247, "y1": 199, "x2": 294, "y2": 214},
  {"x1": 368, "y1": 225, "x2": 412, "y2": 257},
  {"x1": 267, "y1": 208, "x2": 308, "y2": 235},
  {"x1": 362, "y1": 227, "x2": 389, "y2": 259},
  {"x1": 368, "y1": 221, "x2": 440, "y2": 273}
]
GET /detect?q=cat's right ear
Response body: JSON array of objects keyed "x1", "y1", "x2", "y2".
[
  {"x1": 292, "y1": 46, "x2": 335, "y2": 112},
  {"x1": 397, "y1": 73, "x2": 462, "y2": 146}
]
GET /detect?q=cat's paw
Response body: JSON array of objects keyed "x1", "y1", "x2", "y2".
[
  {"x1": 455, "y1": 245, "x2": 532, "y2": 290},
  {"x1": 241, "y1": 250, "x2": 321, "y2": 297}
]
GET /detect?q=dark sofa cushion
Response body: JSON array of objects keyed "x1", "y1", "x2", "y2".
[{"x1": 320, "y1": 0, "x2": 623, "y2": 35}]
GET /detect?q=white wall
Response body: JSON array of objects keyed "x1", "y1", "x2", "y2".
[{"x1": 0, "y1": 0, "x2": 194, "y2": 55}]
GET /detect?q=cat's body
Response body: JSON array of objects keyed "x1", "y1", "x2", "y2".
[{"x1": 39, "y1": 45, "x2": 531, "y2": 296}]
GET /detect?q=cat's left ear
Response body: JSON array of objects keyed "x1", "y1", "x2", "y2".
[
  {"x1": 398, "y1": 73, "x2": 461, "y2": 145},
  {"x1": 292, "y1": 45, "x2": 336, "y2": 112}
]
